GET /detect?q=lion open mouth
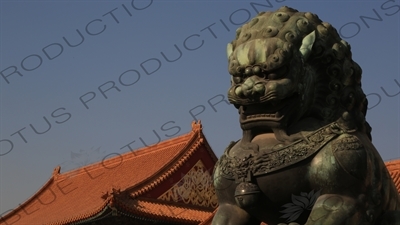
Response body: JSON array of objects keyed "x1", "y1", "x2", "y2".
[{"x1": 239, "y1": 94, "x2": 300, "y2": 127}]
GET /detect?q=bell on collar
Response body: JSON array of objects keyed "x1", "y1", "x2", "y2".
[{"x1": 234, "y1": 182, "x2": 261, "y2": 209}]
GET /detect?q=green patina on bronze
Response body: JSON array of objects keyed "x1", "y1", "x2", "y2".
[{"x1": 212, "y1": 6, "x2": 400, "y2": 225}]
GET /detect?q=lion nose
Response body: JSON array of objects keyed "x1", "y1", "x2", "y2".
[{"x1": 235, "y1": 76, "x2": 265, "y2": 97}]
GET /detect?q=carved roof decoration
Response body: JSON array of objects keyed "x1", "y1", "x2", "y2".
[
  {"x1": 0, "y1": 121, "x2": 218, "y2": 225},
  {"x1": 158, "y1": 160, "x2": 218, "y2": 208}
]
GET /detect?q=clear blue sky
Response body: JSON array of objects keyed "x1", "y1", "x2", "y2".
[{"x1": 0, "y1": 0, "x2": 399, "y2": 216}]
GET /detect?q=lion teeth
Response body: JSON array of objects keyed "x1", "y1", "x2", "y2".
[{"x1": 246, "y1": 113, "x2": 278, "y2": 119}]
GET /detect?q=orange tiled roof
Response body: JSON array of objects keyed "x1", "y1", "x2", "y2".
[
  {"x1": 0, "y1": 121, "x2": 215, "y2": 225},
  {"x1": 198, "y1": 209, "x2": 217, "y2": 225},
  {"x1": 385, "y1": 159, "x2": 400, "y2": 192},
  {"x1": 115, "y1": 196, "x2": 213, "y2": 224}
]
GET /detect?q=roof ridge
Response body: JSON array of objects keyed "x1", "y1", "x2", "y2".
[
  {"x1": 114, "y1": 195, "x2": 211, "y2": 223},
  {"x1": 129, "y1": 126, "x2": 204, "y2": 197},
  {"x1": 0, "y1": 175, "x2": 55, "y2": 222},
  {"x1": 199, "y1": 131, "x2": 218, "y2": 163},
  {"x1": 385, "y1": 159, "x2": 400, "y2": 170},
  {"x1": 58, "y1": 126, "x2": 198, "y2": 179},
  {"x1": 136, "y1": 197, "x2": 215, "y2": 212}
]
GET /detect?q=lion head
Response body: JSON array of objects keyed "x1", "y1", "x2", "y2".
[{"x1": 227, "y1": 6, "x2": 368, "y2": 134}]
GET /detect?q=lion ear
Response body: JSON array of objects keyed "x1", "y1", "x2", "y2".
[{"x1": 299, "y1": 30, "x2": 316, "y2": 61}]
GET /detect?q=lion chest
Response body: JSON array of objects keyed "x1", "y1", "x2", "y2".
[
  {"x1": 218, "y1": 124, "x2": 339, "y2": 181},
  {"x1": 256, "y1": 160, "x2": 312, "y2": 202}
]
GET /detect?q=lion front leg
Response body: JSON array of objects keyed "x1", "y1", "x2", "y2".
[
  {"x1": 305, "y1": 194, "x2": 371, "y2": 225},
  {"x1": 212, "y1": 203, "x2": 261, "y2": 225},
  {"x1": 212, "y1": 156, "x2": 261, "y2": 225}
]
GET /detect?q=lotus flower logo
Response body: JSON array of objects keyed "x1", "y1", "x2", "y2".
[{"x1": 280, "y1": 189, "x2": 321, "y2": 223}]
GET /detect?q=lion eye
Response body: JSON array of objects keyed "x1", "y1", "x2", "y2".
[
  {"x1": 275, "y1": 66, "x2": 289, "y2": 75},
  {"x1": 265, "y1": 66, "x2": 289, "y2": 80}
]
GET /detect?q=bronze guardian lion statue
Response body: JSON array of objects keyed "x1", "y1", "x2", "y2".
[{"x1": 212, "y1": 6, "x2": 400, "y2": 225}]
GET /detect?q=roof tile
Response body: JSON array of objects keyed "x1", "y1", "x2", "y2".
[{"x1": 116, "y1": 197, "x2": 213, "y2": 224}]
